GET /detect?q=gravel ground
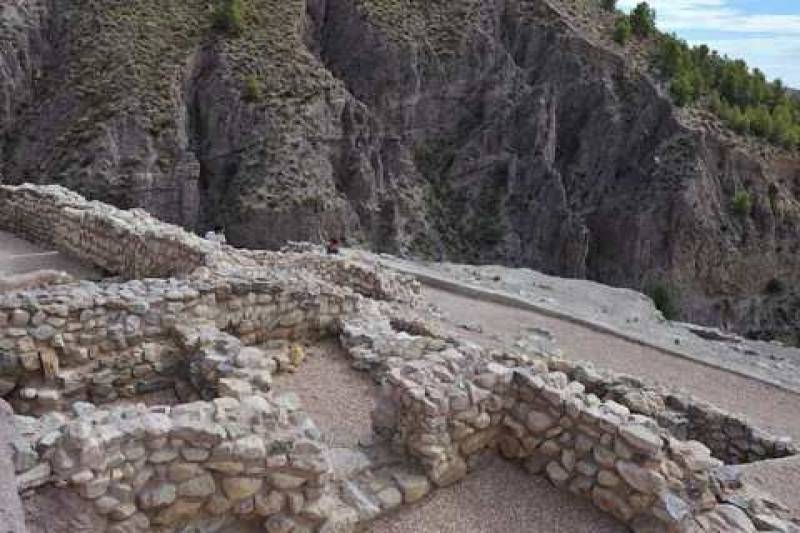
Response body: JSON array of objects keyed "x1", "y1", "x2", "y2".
[
  {"x1": 425, "y1": 286, "x2": 800, "y2": 442},
  {"x1": 0, "y1": 230, "x2": 99, "y2": 279},
  {"x1": 739, "y1": 456, "x2": 800, "y2": 521},
  {"x1": 271, "y1": 342, "x2": 626, "y2": 532},
  {"x1": 270, "y1": 341, "x2": 377, "y2": 448},
  {"x1": 369, "y1": 454, "x2": 626, "y2": 533},
  {"x1": 371, "y1": 254, "x2": 800, "y2": 393}
]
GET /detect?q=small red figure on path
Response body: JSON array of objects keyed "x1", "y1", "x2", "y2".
[{"x1": 326, "y1": 238, "x2": 340, "y2": 255}]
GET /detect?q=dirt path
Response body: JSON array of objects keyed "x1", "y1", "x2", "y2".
[
  {"x1": 425, "y1": 286, "x2": 800, "y2": 442},
  {"x1": 0, "y1": 230, "x2": 98, "y2": 279},
  {"x1": 270, "y1": 342, "x2": 626, "y2": 532},
  {"x1": 739, "y1": 456, "x2": 800, "y2": 521},
  {"x1": 270, "y1": 341, "x2": 377, "y2": 448},
  {"x1": 369, "y1": 454, "x2": 625, "y2": 533}
]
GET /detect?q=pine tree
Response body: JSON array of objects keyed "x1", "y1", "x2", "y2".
[
  {"x1": 613, "y1": 17, "x2": 632, "y2": 45},
  {"x1": 600, "y1": 0, "x2": 617, "y2": 12},
  {"x1": 630, "y1": 2, "x2": 656, "y2": 37}
]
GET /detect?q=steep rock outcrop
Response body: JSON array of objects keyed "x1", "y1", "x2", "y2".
[{"x1": 1, "y1": 0, "x2": 798, "y2": 341}]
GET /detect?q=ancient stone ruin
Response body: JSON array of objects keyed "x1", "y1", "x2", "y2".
[{"x1": 0, "y1": 183, "x2": 797, "y2": 532}]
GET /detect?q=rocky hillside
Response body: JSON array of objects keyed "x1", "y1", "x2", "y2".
[{"x1": 1, "y1": 0, "x2": 799, "y2": 342}]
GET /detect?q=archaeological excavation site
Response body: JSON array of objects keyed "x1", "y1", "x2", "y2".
[{"x1": 0, "y1": 183, "x2": 798, "y2": 533}]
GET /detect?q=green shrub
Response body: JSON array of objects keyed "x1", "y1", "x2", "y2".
[
  {"x1": 732, "y1": 190, "x2": 751, "y2": 217},
  {"x1": 648, "y1": 283, "x2": 679, "y2": 320},
  {"x1": 765, "y1": 278, "x2": 785, "y2": 295},
  {"x1": 600, "y1": 0, "x2": 618, "y2": 12},
  {"x1": 242, "y1": 76, "x2": 261, "y2": 102},
  {"x1": 670, "y1": 73, "x2": 695, "y2": 106},
  {"x1": 630, "y1": 2, "x2": 656, "y2": 37},
  {"x1": 214, "y1": 0, "x2": 243, "y2": 36},
  {"x1": 748, "y1": 106, "x2": 774, "y2": 138},
  {"x1": 656, "y1": 35, "x2": 687, "y2": 77},
  {"x1": 613, "y1": 17, "x2": 632, "y2": 45}
]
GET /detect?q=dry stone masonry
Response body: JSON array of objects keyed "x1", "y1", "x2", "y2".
[
  {"x1": 0, "y1": 183, "x2": 798, "y2": 533},
  {"x1": 340, "y1": 309, "x2": 800, "y2": 532},
  {"x1": 0, "y1": 184, "x2": 211, "y2": 278},
  {"x1": 15, "y1": 394, "x2": 337, "y2": 532},
  {"x1": 0, "y1": 274, "x2": 359, "y2": 415}
]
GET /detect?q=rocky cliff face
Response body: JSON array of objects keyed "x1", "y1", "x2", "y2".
[{"x1": 1, "y1": 0, "x2": 799, "y2": 341}]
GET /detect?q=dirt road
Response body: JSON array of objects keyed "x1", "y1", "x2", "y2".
[
  {"x1": 425, "y1": 286, "x2": 800, "y2": 442},
  {"x1": 0, "y1": 230, "x2": 98, "y2": 279}
]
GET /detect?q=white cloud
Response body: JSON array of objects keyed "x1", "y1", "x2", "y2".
[
  {"x1": 695, "y1": 35, "x2": 800, "y2": 84},
  {"x1": 618, "y1": 0, "x2": 800, "y2": 33}
]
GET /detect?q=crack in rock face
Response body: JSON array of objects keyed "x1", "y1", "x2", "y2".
[{"x1": 2, "y1": 0, "x2": 799, "y2": 344}]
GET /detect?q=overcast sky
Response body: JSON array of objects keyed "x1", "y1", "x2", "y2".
[{"x1": 618, "y1": 0, "x2": 800, "y2": 87}]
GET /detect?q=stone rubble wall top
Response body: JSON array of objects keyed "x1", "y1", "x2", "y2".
[
  {"x1": 0, "y1": 183, "x2": 421, "y2": 306},
  {"x1": 1, "y1": 183, "x2": 796, "y2": 532},
  {"x1": 9, "y1": 324, "x2": 361, "y2": 533},
  {"x1": 0, "y1": 183, "x2": 215, "y2": 278},
  {"x1": 337, "y1": 311, "x2": 799, "y2": 532}
]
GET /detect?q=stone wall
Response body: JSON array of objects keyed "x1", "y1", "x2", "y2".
[
  {"x1": 0, "y1": 184, "x2": 214, "y2": 278},
  {"x1": 340, "y1": 312, "x2": 796, "y2": 465},
  {"x1": 13, "y1": 394, "x2": 339, "y2": 533},
  {"x1": 389, "y1": 361, "x2": 725, "y2": 529},
  {"x1": 10, "y1": 324, "x2": 362, "y2": 533},
  {"x1": 567, "y1": 362, "x2": 797, "y2": 464},
  {"x1": 0, "y1": 184, "x2": 422, "y2": 305},
  {"x1": 0, "y1": 274, "x2": 359, "y2": 414},
  {"x1": 339, "y1": 311, "x2": 798, "y2": 532},
  {"x1": 229, "y1": 250, "x2": 422, "y2": 305}
]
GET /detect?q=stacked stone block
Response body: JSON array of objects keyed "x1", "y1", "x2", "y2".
[
  {"x1": 0, "y1": 183, "x2": 420, "y2": 303},
  {"x1": 227, "y1": 250, "x2": 422, "y2": 305},
  {"x1": 566, "y1": 360, "x2": 797, "y2": 464},
  {"x1": 0, "y1": 184, "x2": 213, "y2": 278},
  {"x1": 339, "y1": 314, "x2": 798, "y2": 532},
  {"x1": 0, "y1": 274, "x2": 358, "y2": 414},
  {"x1": 12, "y1": 395, "x2": 340, "y2": 532}
]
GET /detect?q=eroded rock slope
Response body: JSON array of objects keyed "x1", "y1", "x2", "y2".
[{"x1": 1, "y1": 0, "x2": 799, "y2": 340}]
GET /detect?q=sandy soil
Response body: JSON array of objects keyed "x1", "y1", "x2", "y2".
[
  {"x1": 739, "y1": 456, "x2": 800, "y2": 521},
  {"x1": 369, "y1": 454, "x2": 626, "y2": 533},
  {"x1": 271, "y1": 342, "x2": 626, "y2": 532},
  {"x1": 425, "y1": 286, "x2": 800, "y2": 442},
  {"x1": 0, "y1": 230, "x2": 99, "y2": 279},
  {"x1": 270, "y1": 341, "x2": 378, "y2": 448}
]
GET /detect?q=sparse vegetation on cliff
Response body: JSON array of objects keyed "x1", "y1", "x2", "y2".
[
  {"x1": 613, "y1": 17, "x2": 631, "y2": 45},
  {"x1": 242, "y1": 75, "x2": 262, "y2": 102},
  {"x1": 608, "y1": 1, "x2": 800, "y2": 150},
  {"x1": 656, "y1": 34, "x2": 800, "y2": 149},
  {"x1": 647, "y1": 282, "x2": 679, "y2": 321},
  {"x1": 732, "y1": 190, "x2": 752, "y2": 217},
  {"x1": 629, "y1": 2, "x2": 656, "y2": 38},
  {"x1": 600, "y1": 0, "x2": 617, "y2": 12},
  {"x1": 214, "y1": 0, "x2": 244, "y2": 35}
]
